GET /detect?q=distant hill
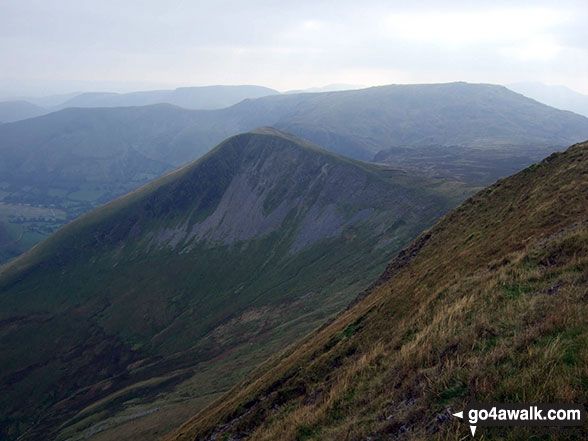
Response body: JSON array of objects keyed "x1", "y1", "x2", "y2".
[
  {"x1": 168, "y1": 140, "x2": 588, "y2": 441},
  {"x1": 284, "y1": 83, "x2": 365, "y2": 94},
  {"x1": 0, "y1": 100, "x2": 47, "y2": 122},
  {"x1": 25, "y1": 91, "x2": 81, "y2": 107},
  {"x1": 2, "y1": 82, "x2": 588, "y2": 263},
  {"x1": 0, "y1": 86, "x2": 279, "y2": 124},
  {"x1": 57, "y1": 85, "x2": 279, "y2": 110},
  {"x1": 222, "y1": 82, "x2": 588, "y2": 161},
  {"x1": 0, "y1": 129, "x2": 470, "y2": 441},
  {"x1": 508, "y1": 82, "x2": 588, "y2": 118}
]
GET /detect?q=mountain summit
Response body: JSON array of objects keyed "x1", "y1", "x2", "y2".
[
  {"x1": 168, "y1": 140, "x2": 588, "y2": 441},
  {"x1": 0, "y1": 129, "x2": 468, "y2": 440}
]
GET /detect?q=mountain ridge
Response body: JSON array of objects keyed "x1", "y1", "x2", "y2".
[
  {"x1": 0, "y1": 100, "x2": 46, "y2": 123},
  {"x1": 57, "y1": 85, "x2": 279, "y2": 110},
  {"x1": 167, "y1": 139, "x2": 588, "y2": 441},
  {"x1": 0, "y1": 129, "x2": 470, "y2": 441},
  {"x1": 2, "y1": 82, "x2": 588, "y2": 264},
  {"x1": 0, "y1": 85, "x2": 280, "y2": 125}
]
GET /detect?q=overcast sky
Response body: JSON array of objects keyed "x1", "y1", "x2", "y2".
[{"x1": 1, "y1": 0, "x2": 587, "y2": 97}]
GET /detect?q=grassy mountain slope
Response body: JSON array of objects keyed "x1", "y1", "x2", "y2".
[
  {"x1": 169, "y1": 140, "x2": 588, "y2": 441},
  {"x1": 0, "y1": 129, "x2": 470, "y2": 441},
  {"x1": 2, "y1": 82, "x2": 588, "y2": 263},
  {"x1": 57, "y1": 85, "x2": 279, "y2": 110}
]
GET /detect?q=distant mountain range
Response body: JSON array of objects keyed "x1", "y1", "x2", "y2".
[
  {"x1": 0, "y1": 85, "x2": 279, "y2": 123},
  {"x1": 508, "y1": 82, "x2": 588, "y2": 118},
  {"x1": 0, "y1": 100, "x2": 47, "y2": 123},
  {"x1": 1, "y1": 82, "x2": 588, "y2": 264},
  {"x1": 54, "y1": 84, "x2": 279, "y2": 110},
  {"x1": 284, "y1": 83, "x2": 365, "y2": 94},
  {"x1": 4, "y1": 81, "x2": 588, "y2": 124},
  {"x1": 0, "y1": 129, "x2": 470, "y2": 441},
  {"x1": 218, "y1": 82, "x2": 588, "y2": 161},
  {"x1": 169, "y1": 139, "x2": 588, "y2": 441}
]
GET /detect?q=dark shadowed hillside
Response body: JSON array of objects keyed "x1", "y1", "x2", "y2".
[
  {"x1": 0, "y1": 129, "x2": 470, "y2": 441},
  {"x1": 168, "y1": 140, "x2": 588, "y2": 441}
]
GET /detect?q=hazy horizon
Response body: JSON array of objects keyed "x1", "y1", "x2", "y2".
[{"x1": 1, "y1": 0, "x2": 588, "y2": 97}]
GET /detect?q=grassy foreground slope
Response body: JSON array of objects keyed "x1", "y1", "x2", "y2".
[
  {"x1": 169, "y1": 140, "x2": 588, "y2": 441},
  {"x1": 0, "y1": 129, "x2": 470, "y2": 441}
]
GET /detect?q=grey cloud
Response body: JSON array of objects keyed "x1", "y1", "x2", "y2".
[{"x1": 1, "y1": 0, "x2": 587, "y2": 96}]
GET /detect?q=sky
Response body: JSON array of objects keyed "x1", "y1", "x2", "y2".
[{"x1": 1, "y1": 0, "x2": 588, "y2": 97}]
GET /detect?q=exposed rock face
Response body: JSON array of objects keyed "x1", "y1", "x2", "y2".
[{"x1": 140, "y1": 130, "x2": 434, "y2": 256}]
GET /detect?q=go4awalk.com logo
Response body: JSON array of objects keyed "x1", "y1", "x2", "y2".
[{"x1": 452, "y1": 400, "x2": 586, "y2": 437}]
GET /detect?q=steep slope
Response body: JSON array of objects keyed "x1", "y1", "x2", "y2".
[
  {"x1": 0, "y1": 100, "x2": 47, "y2": 123},
  {"x1": 0, "y1": 129, "x2": 469, "y2": 441},
  {"x1": 2, "y1": 82, "x2": 588, "y2": 263},
  {"x1": 170, "y1": 140, "x2": 588, "y2": 441},
  {"x1": 57, "y1": 85, "x2": 279, "y2": 110}
]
